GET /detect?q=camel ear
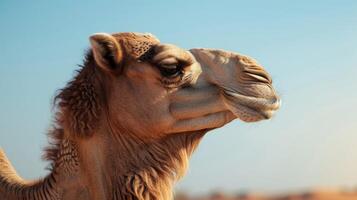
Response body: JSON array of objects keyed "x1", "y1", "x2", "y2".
[{"x1": 89, "y1": 33, "x2": 123, "y2": 71}]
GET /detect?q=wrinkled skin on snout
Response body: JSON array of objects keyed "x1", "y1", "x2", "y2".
[{"x1": 93, "y1": 33, "x2": 280, "y2": 138}]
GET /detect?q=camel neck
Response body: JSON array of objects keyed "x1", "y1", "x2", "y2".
[
  {"x1": 1, "y1": 128, "x2": 205, "y2": 200},
  {"x1": 73, "y1": 128, "x2": 206, "y2": 200}
]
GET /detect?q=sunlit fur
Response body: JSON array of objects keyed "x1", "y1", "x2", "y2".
[{"x1": 0, "y1": 32, "x2": 279, "y2": 200}]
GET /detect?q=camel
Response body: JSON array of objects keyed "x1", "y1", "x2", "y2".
[{"x1": 0, "y1": 32, "x2": 280, "y2": 200}]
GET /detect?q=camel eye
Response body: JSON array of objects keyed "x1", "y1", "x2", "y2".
[{"x1": 158, "y1": 64, "x2": 182, "y2": 77}]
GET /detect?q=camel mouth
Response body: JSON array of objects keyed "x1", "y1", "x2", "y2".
[{"x1": 223, "y1": 89, "x2": 281, "y2": 122}]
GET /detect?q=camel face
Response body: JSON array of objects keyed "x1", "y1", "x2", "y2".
[{"x1": 90, "y1": 32, "x2": 280, "y2": 138}]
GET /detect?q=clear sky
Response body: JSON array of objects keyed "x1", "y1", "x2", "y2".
[{"x1": 0, "y1": 0, "x2": 357, "y2": 195}]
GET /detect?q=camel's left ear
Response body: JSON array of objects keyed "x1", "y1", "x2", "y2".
[{"x1": 90, "y1": 33, "x2": 123, "y2": 72}]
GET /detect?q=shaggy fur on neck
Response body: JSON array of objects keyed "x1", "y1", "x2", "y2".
[
  {"x1": 44, "y1": 52, "x2": 100, "y2": 166},
  {"x1": 111, "y1": 132, "x2": 205, "y2": 200}
]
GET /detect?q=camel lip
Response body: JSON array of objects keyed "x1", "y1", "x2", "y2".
[
  {"x1": 223, "y1": 90, "x2": 281, "y2": 121},
  {"x1": 233, "y1": 103, "x2": 276, "y2": 121}
]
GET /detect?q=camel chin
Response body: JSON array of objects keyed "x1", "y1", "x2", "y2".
[{"x1": 222, "y1": 87, "x2": 281, "y2": 122}]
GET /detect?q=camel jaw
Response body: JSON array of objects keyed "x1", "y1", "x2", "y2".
[{"x1": 223, "y1": 89, "x2": 281, "y2": 122}]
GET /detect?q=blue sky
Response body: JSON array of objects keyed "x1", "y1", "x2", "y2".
[{"x1": 0, "y1": 0, "x2": 357, "y2": 195}]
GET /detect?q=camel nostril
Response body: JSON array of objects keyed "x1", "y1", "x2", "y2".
[
  {"x1": 258, "y1": 71, "x2": 272, "y2": 84},
  {"x1": 243, "y1": 69, "x2": 272, "y2": 84}
]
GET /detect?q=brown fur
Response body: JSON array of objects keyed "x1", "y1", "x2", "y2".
[{"x1": 54, "y1": 53, "x2": 103, "y2": 138}]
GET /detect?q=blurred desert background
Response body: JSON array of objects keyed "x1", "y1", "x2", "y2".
[
  {"x1": 1, "y1": 0, "x2": 357, "y2": 199},
  {"x1": 174, "y1": 189, "x2": 357, "y2": 200}
]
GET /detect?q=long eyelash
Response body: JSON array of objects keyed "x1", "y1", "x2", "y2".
[
  {"x1": 161, "y1": 73, "x2": 194, "y2": 89},
  {"x1": 161, "y1": 76, "x2": 183, "y2": 85},
  {"x1": 183, "y1": 74, "x2": 192, "y2": 81}
]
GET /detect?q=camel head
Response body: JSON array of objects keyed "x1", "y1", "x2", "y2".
[
  {"x1": 0, "y1": 32, "x2": 281, "y2": 200},
  {"x1": 85, "y1": 32, "x2": 280, "y2": 139}
]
